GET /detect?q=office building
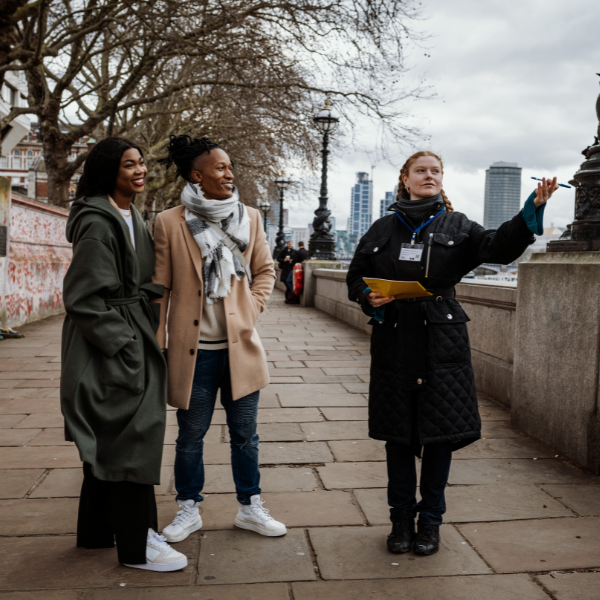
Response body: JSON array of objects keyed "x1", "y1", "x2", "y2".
[
  {"x1": 379, "y1": 190, "x2": 396, "y2": 219},
  {"x1": 349, "y1": 172, "x2": 373, "y2": 239},
  {"x1": 483, "y1": 162, "x2": 522, "y2": 229}
]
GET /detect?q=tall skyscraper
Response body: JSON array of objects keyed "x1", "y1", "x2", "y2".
[
  {"x1": 483, "y1": 162, "x2": 522, "y2": 229},
  {"x1": 379, "y1": 190, "x2": 395, "y2": 219},
  {"x1": 349, "y1": 172, "x2": 373, "y2": 239}
]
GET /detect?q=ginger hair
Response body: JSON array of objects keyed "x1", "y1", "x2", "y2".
[{"x1": 396, "y1": 151, "x2": 454, "y2": 214}]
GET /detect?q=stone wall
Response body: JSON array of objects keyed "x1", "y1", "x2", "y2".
[
  {"x1": 0, "y1": 178, "x2": 71, "y2": 328},
  {"x1": 312, "y1": 269, "x2": 517, "y2": 405}
]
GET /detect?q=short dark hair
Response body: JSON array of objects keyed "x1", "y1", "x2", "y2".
[
  {"x1": 158, "y1": 134, "x2": 219, "y2": 181},
  {"x1": 75, "y1": 137, "x2": 143, "y2": 199},
  {"x1": 298, "y1": 241, "x2": 305, "y2": 247}
]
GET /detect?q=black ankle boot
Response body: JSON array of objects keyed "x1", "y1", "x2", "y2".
[
  {"x1": 414, "y1": 523, "x2": 440, "y2": 555},
  {"x1": 387, "y1": 513, "x2": 415, "y2": 554}
]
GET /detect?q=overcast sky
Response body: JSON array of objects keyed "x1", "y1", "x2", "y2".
[{"x1": 288, "y1": 0, "x2": 600, "y2": 231}]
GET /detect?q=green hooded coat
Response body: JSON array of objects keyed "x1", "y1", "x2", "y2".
[{"x1": 60, "y1": 195, "x2": 167, "y2": 485}]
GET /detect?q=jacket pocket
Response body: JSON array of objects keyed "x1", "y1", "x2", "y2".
[
  {"x1": 425, "y1": 300, "x2": 471, "y2": 366},
  {"x1": 99, "y1": 339, "x2": 144, "y2": 394}
]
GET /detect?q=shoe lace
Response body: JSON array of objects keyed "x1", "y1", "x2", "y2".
[
  {"x1": 148, "y1": 532, "x2": 173, "y2": 554},
  {"x1": 249, "y1": 498, "x2": 274, "y2": 522},
  {"x1": 171, "y1": 504, "x2": 195, "y2": 527}
]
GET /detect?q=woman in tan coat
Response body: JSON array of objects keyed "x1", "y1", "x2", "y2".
[{"x1": 152, "y1": 135, "x2": 286, "y2": 543}]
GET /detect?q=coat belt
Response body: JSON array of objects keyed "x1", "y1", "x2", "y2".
[{"x1": 104, "y1": 283, "x2": 165, "y2": 331}]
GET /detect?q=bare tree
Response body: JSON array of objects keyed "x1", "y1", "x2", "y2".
[{"x1": 1, "y1": 0, "x2": 425, "y2": 206}]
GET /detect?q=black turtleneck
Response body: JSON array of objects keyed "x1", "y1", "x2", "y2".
[{"x1": 395, "y1": 192, "x2": 444, "y2": 228}]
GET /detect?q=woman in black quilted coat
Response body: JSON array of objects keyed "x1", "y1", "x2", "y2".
[{"x1": 346, "y1": 151, "x2": 558, "y2": 556}]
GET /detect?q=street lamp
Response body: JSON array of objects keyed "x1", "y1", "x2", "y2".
[
  {"x1": 259, "y1": 199, "x2": 271, "y2": 231},
  {"x1": 274, "y1": 176, "x2": 291, "y2": 256},
  {"x1": 309, "y1": 97, "x2": 340, "y2": 260}
]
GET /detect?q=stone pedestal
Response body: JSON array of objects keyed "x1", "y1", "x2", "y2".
[
  {"x1": 512, "y1": 252, "x2": 600, "y2": 474},
  {"x1": 301, "y1": 260, "x2": 342, "y2": 307}
]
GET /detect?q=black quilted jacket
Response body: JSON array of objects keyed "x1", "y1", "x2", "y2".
[{"x1": 346, "y1": 198, "x2": 534, "y2": 448}]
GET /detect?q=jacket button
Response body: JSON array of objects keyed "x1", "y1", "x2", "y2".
[
  {"x1": 448, "y1": 240, "x2": 454, "y2": 245},
  {"x1": 447, "y1": 314, "x2": 453, "y2": 320},
  {"x1": 417, "y1": 378, "x2": 423, "y2": 385},
  {"x1": 198, "y1": 290, "x2": 202, "y2": 297},
  {"x1": 373, "y1": 247, "x2": 379, "y2": 252},
  {"x1": 190, "y1": 349, "x2": 195, "y2": 355},
  {"x1": 194, "y1": 320, "x2": 199, "y2": 326}
]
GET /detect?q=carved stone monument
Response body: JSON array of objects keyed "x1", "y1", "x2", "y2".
[{"x1": 548, "y1": 74, "x2": 600, "y2": 251}]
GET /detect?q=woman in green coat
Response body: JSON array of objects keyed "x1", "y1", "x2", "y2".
[{"x1": 61, "y1": 137, "x2": 186, "y2": 572}]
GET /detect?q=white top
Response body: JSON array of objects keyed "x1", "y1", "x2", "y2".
[{"x1": 119, "y1": 208, "x2": 136, "y2": 248}]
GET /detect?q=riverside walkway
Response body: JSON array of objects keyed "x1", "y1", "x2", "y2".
[{"x1": 0, "y1": 289, "x2": 599, "y2": 599}]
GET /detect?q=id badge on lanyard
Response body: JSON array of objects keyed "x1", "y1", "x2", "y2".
[{"x1": 399, "y1": 243, "x2": 423, "y2": 261}]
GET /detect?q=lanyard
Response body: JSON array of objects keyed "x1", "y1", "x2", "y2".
[{"x1": 395, "y1": 207, "x2": 445, "y2": 246}]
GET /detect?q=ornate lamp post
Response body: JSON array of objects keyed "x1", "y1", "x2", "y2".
[
  {"x1": 259, "y1": 199, "x2": 271, "y2": 231},
  {"x1": 548, "y1": 75, "x2": 600, "y2": 252},
  {"x1": 274, "y1": 176, "x2": 291, "y2": 256},
  {"x1": 309, "y1": 97, "x2": 340, "y2": 260}
]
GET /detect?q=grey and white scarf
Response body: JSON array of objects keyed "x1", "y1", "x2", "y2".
[{"x1": 181, "y1": 182, "x2": 250, "y2": 304}]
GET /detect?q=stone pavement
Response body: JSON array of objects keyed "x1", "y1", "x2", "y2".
[{"x1": 1, "y1": 289, "x2": 599, "y2": 599}]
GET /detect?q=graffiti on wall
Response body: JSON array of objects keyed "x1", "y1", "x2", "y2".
[
  {"x1": 0, "y1": 178, "x2": 10, "y2": 326},
  {"x1": 3, "y1": 195, "x2": 71, "y2": 328}
]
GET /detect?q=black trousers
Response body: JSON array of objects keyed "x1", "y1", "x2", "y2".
[
  {"x1": 77, "y1": 463, "x2": 158, "y2": 564},
  {"x1": 386, "y1": 441, "x2": 453, "y2": 526}
]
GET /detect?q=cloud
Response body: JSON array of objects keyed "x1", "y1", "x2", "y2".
[{"x1": 288, "y1": 0, "x2": 599, "y2": 232}]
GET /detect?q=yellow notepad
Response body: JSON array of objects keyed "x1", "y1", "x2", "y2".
[{"x1": 363, "y1": 278, "x2": 432, "y2": 300}]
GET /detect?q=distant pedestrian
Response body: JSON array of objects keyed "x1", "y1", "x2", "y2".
[
  {"x1": 277, "y1": 240, "x2": 295, "y2": 295},
  {"x1": 347, "y1": 151, "x2": 558, "y2": 557},
  {"x1": 285, "y1": 241, "x2": 309, "y2": 302},
  {"x1": 61, "y1": 137, "x2": 187, "y2": 572},
  {"x1": 154, "y1": 134, "x2": 286, "y2": 543}
]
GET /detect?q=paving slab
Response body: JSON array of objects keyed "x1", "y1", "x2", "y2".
[
  {"x1": 309, "y1": 525, "x2": 489, "y2": 580},
  {"x1": 203, "y1": 465, "x2": 319, "y2": 493},
  {"x1": 82, "y1": 583, "x2": 290, "y2": 599},
  {"x1": 0, "y1": 469, "x2": 43, "y2": 499},
  {"x1": 267, "y1": 383, "x2": 347, "y2": 395},
  {"x1": 0, "y1": 591, "x2": 80, "y2": 599},
  {"x1": 0, "y1": 497, "x2": 79, "y2": 535},
  {"x1": 457, "y1": 517, "x2": 600, "y2": 572},
  {"x1": 0, "y1": 398, "x2": 60, "y2": 414},
  {"x1": 303, "y1": 359, "x2": 367, "y2": 367},
  {"x1": 354, "y1": 484, "x2": 572, "y2": 526},
  {"x1": 536, "y1": 572, "x2": 600, "y2": 600},
  {"x1": 322, "y1": 367, "x2": 371, "y2": 375},
  {"x1": 163, "y1": 425, "x2": 221, "y2": 445},
  {"x1": 329, "y1": 439, "x2": 385, "y2": 462},
  {"x1": 0, "y1": 414, "x2": 26, "y2": 428},
  {"x1": 0, "y1": 445, "x2": 81, "y2": 469},
  {"x1": 342, "y1": 382, "x2": 369, "y2": 394},
  {"x1": 0, "y1": 428, "x2": 40, "y2": 446},
  {"x1": 257, "y1": 422, "x2": 304, "y2": 441},
  {"x1": 267, "y1": 368, "x2": 324, "y2": 377},
  {"x1": 269, "y1": 377, "x2": 304, "y2": 383},
  {"x1": 257, "y1": 408, "x2": 323, "y2": 423},
  {"x1": 300, "y1": 421, "x2": 371, "y2": 441},
  {"x1": 29, "y1": 467, "x2": 83, "y2": 498},
  {"x1": 318, "y1": 462, "x2": 387, "y2": 489},
  {"x1": 320, "y1": 407, "x2": 368, "y2": 421},
  {"x1": 453, "y1": 438, "x2": 553, "y2": 459},
  {"x1": 480, "y1": 420, "x2": 523, "y2": 439},
  {"x1": 301, "y1": 375, "x2": 363, "y2": 384},
  {"x1": 293, "y1": 574, "x2": 550, "y2": 600},
  {"x1": 197, "y1": 528, "x2": 316, "y2": 584},
  {"x1": 260, "y1": 442, "x2": 333, "y2": 464},
  {"x1": 28, "y1": 428, "x2": 75, "y2": 446},
  {"x1": 541, "y1": 485, "x2": 600, "y2": 516},
  {"x1": 478, "y1": 406, "x2": 510, "y2": 421},
  {"x1": 0, "y1": 535, "x2": 197, "y2": 590},
  {"x1": 258, "y1": 393, "x2": 280, "y2": 408},
  {"x1": 14, "y1": 412, "x2": 65, "y2": 429},
  {"x1": 448, "y1": 458, "x2": 596, "y2": 485},
  {"x1": 278, "y1": 393, "x2": 367, "y2": 408}
]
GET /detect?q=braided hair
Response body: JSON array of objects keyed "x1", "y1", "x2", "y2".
[
  {"x1": 158, "y1": 134, "x2": 220, "y2": 181},
  {"x1": 396, "y1": 151, "x2": 454, "y2": 214}
]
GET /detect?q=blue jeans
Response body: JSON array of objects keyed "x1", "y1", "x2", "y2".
[
  {"x1": 286, "y1": 270, "x2": 294, "y2": 294},
  {"x1": 386, "y1": 441, "x2": 453, "y2": 526},
  {"x1": 174, "y1": 349, "x2": 261, "y2": 505}
]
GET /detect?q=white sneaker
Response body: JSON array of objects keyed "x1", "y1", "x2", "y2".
[
  {"x1": 162, "y1": 499, "x2": 202, "y2": 543},
  {"x1": 234, "y1": 495, "x2": 287, "y2": 537},
  {"x1": 123, "y1": 529, "x2": 188, "y2": 572}
]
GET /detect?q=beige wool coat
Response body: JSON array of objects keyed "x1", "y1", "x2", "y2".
[{"x1": 152, "y1": 205, "x2": 275, "y2": 408}]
